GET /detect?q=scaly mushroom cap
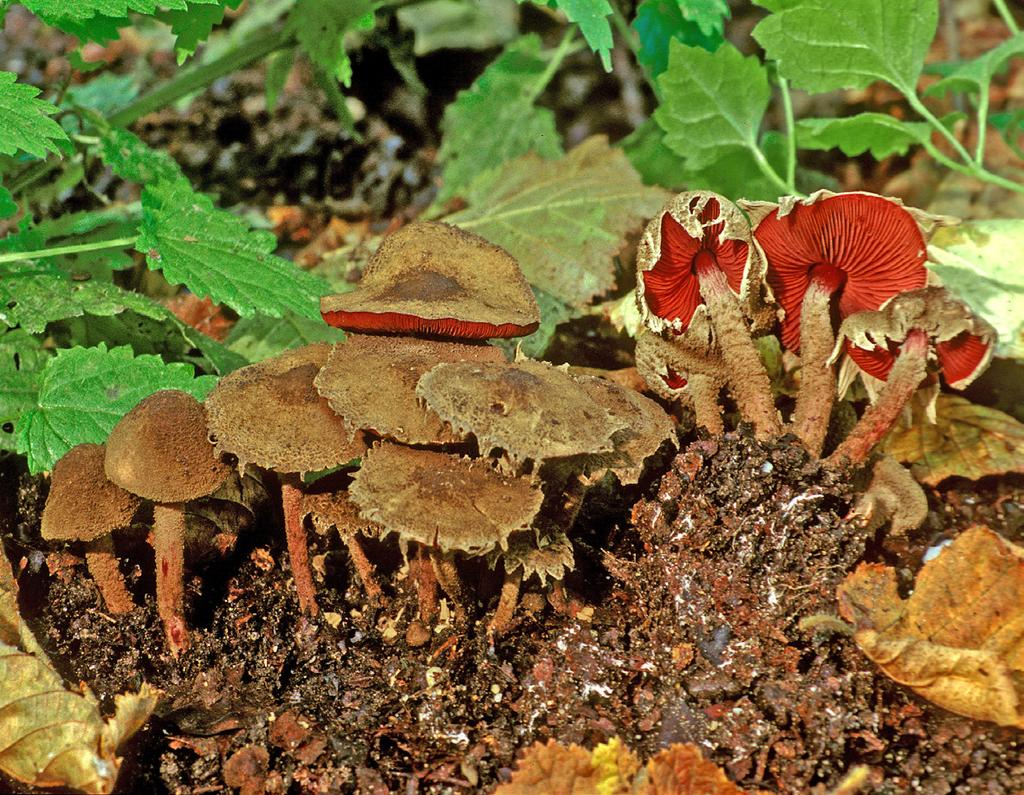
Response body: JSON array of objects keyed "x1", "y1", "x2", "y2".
[
  {"x1": 833, "y1": 287, "x2": 996, "y2": 389},
  {"x1": 492, "y1": 531, "x2": 575, "y2": 584},
  {"x1": 320, "y1": 221, "x2": 540, "y2": 339},
  {"x1": 105, "y1": 390, "x2": 231, "y2": 503},
  {"x1": 42, "y1": 444, "x2": 140, "y2": 542},
  {"x1": 634, "y1": 319, "x2": 718, "y2": 400},
  {"x1": 416, "y1": 359, "x2": 630, "y2": 464},
  {"x1": 349, "y1": 443, "x2": 543, "y2": 554},
  {"x1": 302, "y1": 489, "x2": 382, "y2": 539},
  {"x1": 744, "y1": 190, "x2": 947, "y2": 352},
  {"x1": 313, "y1": 334, "x2": 506, "y2": 445},
  {"x1": 205, "y1": 344, "x2": 366, "y2": 475},
  {"x1": 636, "y1": 191, "x2": 762, "y2": 335}
]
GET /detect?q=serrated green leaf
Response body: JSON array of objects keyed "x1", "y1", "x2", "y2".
[
  {"x1": 0, "y1": 71, "x2": 70, "y2": 158},
  {"x1": 927, "y1": 32, "x2": 1024, "y2": 97},
  {"x1": 21, "y1": 0, "x2": 185, "y2": 18},
  {"x1": 632, "y1": 0, "x2": 722, "y2": 77},
  {"x1": 16, "y1": 344, "x2": 216, "y2": 473},
  {"x1": 397, "y1": 0, "x2": 519, "y2": 55},
  {"x1": 654, "y1": 39, "x2": 769, "y2": 169},
  {"x1": 684, "y1": 131, "x2": 788, "y2": 200},
  {"x1": 620, "y1": 118, "x2": 689, "y2": 189},
  {"x1": 138, "y1": 179, "x2": 328, "y2": 319},
  {"x1": 438, "y1": 35, "x2": 563, "y2": 202},
  {"x1": 552, "y1": 0, "x2": 614, "y2": 71},
  {"x1": 265, "y1": 47, "x2": 296, "y2": 112},
  {"x1": 753, "y1": 0, "x2": 937, "y2": 95},
  {"x1": 34, "y1": 10, "x2": 129, "y2": 44},
  {"x1": 288, "y1": 0, "x2": 376, "y2": 86},
  {"x1": 927, "y1": 220, "x2": 1024, "y2": 360},
  {"x1": 0, "y1": 329, "x2": 48, "y2": 453},
  {"x1": 65, "y1": 73, "x2": 139, "y2": 116},
  {"x1": 796, "y1": 113, "x2": 932, "y2": 159},
  {"x1": 679, "y1": 0, "x2": 728, "y2": 37},
  {"x1": 446, "y1": 136, "x2": 668, "y2": 307},
  {"x1": 100, "y1": 127, "x2": 185, "y2": 185},
  {"x1": 494, "y1": 287, "x2": 572, "y2": 359},
  {"x1": 225, "y1": 312, "x2": 345, "y2": 362},
  {"x1": 159, "y1": 0, "x2": 244, "y2": 63}
]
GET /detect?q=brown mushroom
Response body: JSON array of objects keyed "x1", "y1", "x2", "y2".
[
  {"x1": 205, "y1": 344, "x2": 366, "y2": 616},
  {"x1": 313, "y1": 334, "x2": 506, "y2": 446},
  {"x1": 41, "y1": 443, "x2": 140, "y2": 616},
  {"x1": 302, "y1": 488, "x2": 384, "y2": 604},
  {"x1": 320, "y1": 222, "x2": 540, "y2": 339},
  {"x1": 486, "y1": 531, "x2": 575, "y2": 637},
  {"x1": 105, "y1": 390, "x2": 232, "y2": 654},
  {"x1": 349, "y1": 443, "x2": 544, "y2": 625}
]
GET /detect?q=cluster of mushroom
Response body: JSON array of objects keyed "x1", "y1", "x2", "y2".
[
  {"x1": 41, "y1": 221, "x2": 676, "y2": 652},
  {"x1": 634, "y1": 189, "x2": 996, "y2": 529}
]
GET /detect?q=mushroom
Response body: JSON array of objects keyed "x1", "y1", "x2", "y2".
[
  {"x1": 313, "y1": 334, "x2": 506, "y2": 446},
  {"x1": 302, "y1": 488, "x2": 384, "y2": 604},
  {"x1": 105, "y1": 390, "x2": 232, "y2": 653},
  {"x1": 825, "y1": 287, "x2": 996, "y2": 467},
  {"x1": 850, "y1": 455, "x2": 928, "y2": 535},
  {"x1": 486, "y1": 531, "x2": 574, "y2": 637},
  {"x1": 636, "y1": 192, "x2": 780, "y2": 438},
  {"x1": 205, "y1": 344, "x2": 367, "y2": 617},
  {"x1": 41, "y1": 444, "x2": 140, "y2": 616},
  {"x1": 320, "y1": 221, "x2": 540, "y2": 339},
  {"x1": 743, "y1": 190, "x2": 951, "y2": 455},
  {"x1": 348, "y1": 443, "x2": 544, "y2": 627}
]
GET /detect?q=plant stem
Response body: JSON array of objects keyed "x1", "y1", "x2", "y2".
[
  {"x1": 992, "y1": 0, "x2": 1020, "y2": 33},
  {"x1": 750, "y1": 143, "x2": 795, "y2": 196},
  {"x1": 0, "y1": 236, "x2": 138, "y2": 265},
  {"x1": 905, "y1": 91, "x2": 977, "y2": 169},
  {"x1": 921, "y1": 138, "x2": 1024, "y2": 194},
  {"x1": 975, "y1": 84, "x2": 990, "y2": 165},
  {"x1": 526, "y1": 27, "x2": 577, "y2": 105},
  {"x1": 778, "y1": 75, "x2": 797, "y2": 190}
]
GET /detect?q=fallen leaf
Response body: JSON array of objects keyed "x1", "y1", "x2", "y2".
[
  {"x1": 838, "y1": 526, "x2": 1024, "y2": 728},
  {"x1": 884, "y1": 393, "x2": 1024, "y2": 484},
  {"x1": 639, "y1": 743, "x2": 746, "y2": 794},
  {"x1": 494, "y1": 739, "x2": 601, "y2": 794}
]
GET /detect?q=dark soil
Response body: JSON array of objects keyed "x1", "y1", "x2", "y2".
[{"x1": 4, "y1": 432, "x2": 1024, "y2": 794}]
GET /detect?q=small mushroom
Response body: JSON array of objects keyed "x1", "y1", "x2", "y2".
[
  {"x1": 41, "y1": 443, "x2": 140, "y2": 615},
  {"x1": 320, "y1": 222, "x2": 540, "y2": 339},
  {"x1": 486, "y1": 531, "x2": 574, "y2": 637},
  {"x1": 743, "y1": 190, "x2": 951, "y2": 455},
  {"x1": 105, "y1": 390, "x2": 232, "y2": 654},
  {"x1": 825, "y1": 287, "x2": 996, "y2": 467},
  {"x1": 850, "y1": 455, "x2": 928, "y2": 535},
  {"x1": 349, "y1": 443, "x2": 544, "y2": 625},
  {"x1": 302, "y1": 489, "x2": 384, "y2": 604},
  {"x1": 636, "y1": 192, "x2": 780, "y2": 438},
  {"x1": 313, "y1": 334, "x2": 506, "y2": 445},
  {"x1": 205, "y1": 344, "x2": 367, "y2": 616}
]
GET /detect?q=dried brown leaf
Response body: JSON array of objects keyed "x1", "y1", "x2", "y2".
[
  {"x1": 494, "y1": 739, "x2": 601, "y2": 794},
  {"x1": 638, "y1": 743, "x2": 746, "y2": 794}
]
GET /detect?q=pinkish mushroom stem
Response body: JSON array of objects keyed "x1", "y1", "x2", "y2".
[
  {"x1": 695, "y1": 257, "x2": 781, "y2": 439},
  {"x1": 825, "y1": 328, "x2": 930, "y2": 468},
  {"x1": 431, "y1": 553, "x2": 469, "y2": 624},
  {"x1": 84, "y1": 535, "x2": 134, "y2": 615},
  {"x1": 280, "y1": 478, "x2": 319, "y2": 617},
  {"x1": 152, "y1": 502, "x2": 189, "y2": 655},
  {"x1": 548, "y1": 581, "x2": 583, "y2": 617},
  {"x1": 410, "y1": 547, "x2": 439, "y2": 623},
  {"x1": 792, "y1": 265, "x2": 845, "y2": 456},
  {"x1": 688, "y1": 373, "x2": 725, "y2": 436},
  {"x1": 342, "y1": 532, "x2": 383, "y2": 605},
  {"x1": 487, "y1": 567, "x2": 523, "y2": 638}
]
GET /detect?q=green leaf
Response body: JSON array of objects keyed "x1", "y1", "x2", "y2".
[
  {"x1": 446, "y1": 136, "x2": 669, "y2": 307},
  {"x1": 927, "y1": 220, "x2": 1024, "y2": 360},
  {"x1": 34, "y1": 10, "x2": 129, "y2": 44},
  {"x1": 0, "y1": 184, "x2": 14, "y2": 219},
  {"x1": 885, "y1": 394, "x2": 1024, "y2": 485},
  {"x1": 795, "y1": 113, "x2": 932, "y2": 159},
  {"x1": 679, "y1": 0, "x2": 728, "y2": 37},
  {"x1": 159, "y1": 0, "x2": 245, "y2": 63},
  {"x1": 100, "y1": 127, "x2": 185, "y2": 184},
  {"x1": 620, "y1": 118, "x2": 689, "y2": 189},
  {"x1": 0, "y1": 329, "x2": 48, "y2": 453},
  {"x1": 520, "y1": 0, "x2": 613, "y2": 71},
  {"x1": 288, "y1": 0, "x2": 376, "y2": 86},
  {"x1": 397, "y1": 0, "x2": 519, "y2": 55},
  {"x1": 753, "y1": 0, "x2": 938, "y2": 95},
  {"x1": 20, "y1": 0, "x2": 186, "y2": 18},
  {"x1": 264, "y1": 47, "x2": 296, "y2": 112},
  {"x1": 225, "y1": 312, "x2": 345, "y2": 362},
  {"x1": 438, "y1": 35, "x2": 563, "y2": 202},
  {"x1": 633, "y1": 0, "x2": 722, "y2": 77},
  {"x1": 16, "y1": 344, "x2": 216, "y2": 473},
  {"x1": 683, "y1": 131, "x2": 788, "y2": 200},
  {"x1": 0, "y1": 71, "x2": 70, "y2": 158},
  {"x1": 493, "y1": 287, "x2": 573, "y2": 359},
  {"x1": 65, "y1": 73, "x2": 139, "y2": 116},
  {"x1": 926, "y1": 32, "x2": 1024, "y2": 97},
  {"x1": 138, "y1": 179, "x2": 328, "y2": 319},
  {"x1": 654, "y1": 39, "x2": 769, "y2": 169}
]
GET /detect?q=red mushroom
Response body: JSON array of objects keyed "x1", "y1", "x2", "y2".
[
  {"x1": 636, "y1": 192, "x2": 780, "y2": 438},
  {"x1": 742, "y1": 190, "x2": 952, "y2": 456},
  {"x1": 825, "y1": 287, "x2": 996, "y2": 467}
]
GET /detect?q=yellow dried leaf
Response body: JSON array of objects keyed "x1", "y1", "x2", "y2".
[
  {"x1": 885, "y1": 394, "x2": 1024, "y2": 485},
  {"x1": 638, "y1": 743, "x2": 746, "y2": 794},
  {"x1": 838, "y1": 526, "x2": 1024, "y2": 727},
  {"x1": 494, "y1": 739, "x2": 601, "y2": 794},
  {"x1": 591, "y1": 737, "x2": 640, "y2": 795},
  {"x1": 0, "y1": 555, "x2": 159, "y2": 794}
]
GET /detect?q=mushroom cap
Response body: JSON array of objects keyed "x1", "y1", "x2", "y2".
[
  {"x1": 747, "y1": 191, "x2": 940, "y2": 352},
  {"x1": 634, "y1": 322, "x2": 720, "y2": 400},
  {"x1": 834, "y1": 287, "x2": 997, "y2": 389},
  {"x1": 319, "y1": 222, "x2": 540, "y2": 339},
  {"x1": 636, "y1": 191, "x2": 763, "y2": 335},
  {"x1": 416, "y1": 359, "x2": 630, "y2": 464},
  {"x1": 349, "y1": 443, "x2": 543, "y2": 554},
  {"x1": 205, "y1": 344, "x2": 365, "y2": 475},
  {"x1": 42, "y1": 444, "x2": 140, "y2": 542},
  {"x1": 302, "y1": 489, "x2": 382, "y2": 540},
  {"x1": 105, "y1": 390, "x2": 231, "y2": 503},
  {"x1": 493, "y1": 531, "x2": 575, "y2": 584},
  {"x1": 313, "y1": 334, "x2": 506, "y2": 445}
]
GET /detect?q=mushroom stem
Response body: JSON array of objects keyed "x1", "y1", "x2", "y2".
[
  {"x1": 548, "y1": 581, "x2": 582, "y2": 617},
  {"x1": 431, "y1": 552, "x2": 469, "y2": 625},
  {"x1": 85, "y1": 535, "x2": 134, "y2": 615},
  {"x1": 825, "y1": 328, "x2": 930, "y2": 468},
  {"x1": 410, "y1": 547, "x2": 439, "y2": 623},
  {"x1": 280, "y1": 478, "x2": 319, "y2": 616},
  {"x1": 696, "y1": 262, "x2": 781, "y2": 439},
  {"x1": 688, "y1": 373, "x2": 725, "y2": 435},
  {"x1": 487, "y1": 567, "x2": 523, "y2": 638},
  {"x1": 791, "y1": 276, "x2": 839, "y2": 456},
  {"x1": 151, "y1": 502, "x2": 189, "y2": 655},
  {"x1": 342, "y1": 531, "x2": 383, "y2": 605}
]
